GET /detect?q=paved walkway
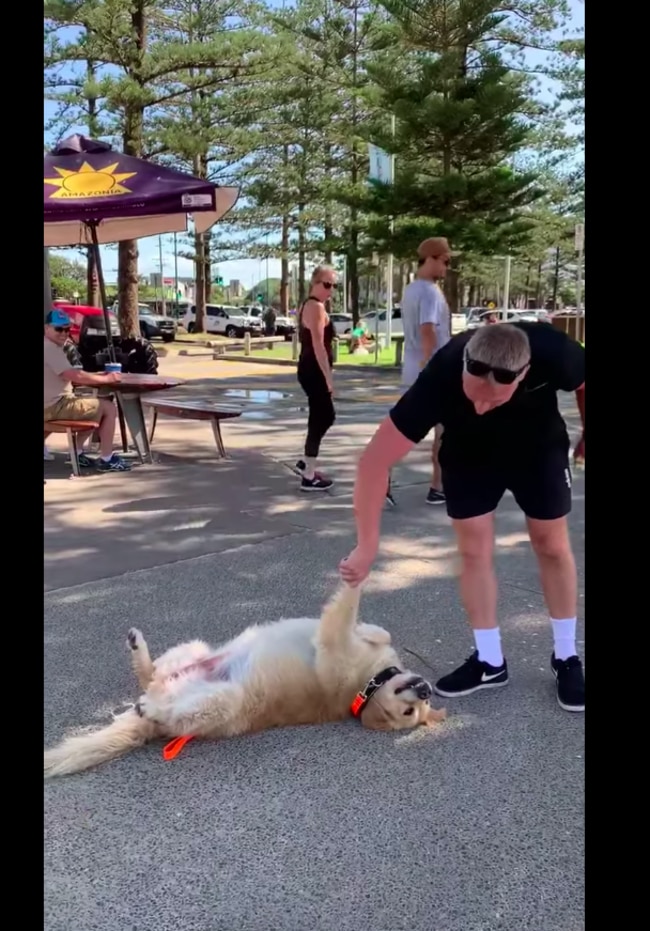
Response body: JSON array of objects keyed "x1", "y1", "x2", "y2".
[{"x1": 44, "y1": 357, "x2": 585, "y2": 931}]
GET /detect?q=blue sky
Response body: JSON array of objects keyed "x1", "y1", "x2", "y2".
[{"x1": 44, "y1": 0, "x2": 584, "y2": 287}]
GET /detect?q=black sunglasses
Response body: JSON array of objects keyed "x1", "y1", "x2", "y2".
[
  {"x1": 319, "y1": 281, "x2": 338, "y2": 290},
  {"x1": 465, "y1": 353, "x2": 527, "y2": 385},
  {"x1": 54, "y1": 326, "x2": 71, "y2": 334}
]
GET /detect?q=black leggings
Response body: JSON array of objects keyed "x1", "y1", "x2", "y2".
[{"x1": 298, "y1": 366, "x2": 336, "y2": 458}]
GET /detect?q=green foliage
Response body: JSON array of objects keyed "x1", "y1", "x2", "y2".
[{"x1": 44, "y1": 0, "x2": 584, "y2": 315}]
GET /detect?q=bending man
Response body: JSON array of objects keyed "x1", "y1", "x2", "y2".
[{"x1": 340, "y1": 322, "x2": 585, "y2": 713}]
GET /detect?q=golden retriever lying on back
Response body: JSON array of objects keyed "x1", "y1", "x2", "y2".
[{"x1": 44, "y1": 584, "x2": 446, "y2": 777}]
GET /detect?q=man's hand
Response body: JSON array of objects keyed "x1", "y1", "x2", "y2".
[
  {"x1": 326, "y1": 372, "x2": 334, "y2": 394},
  {"x1": 103, "y1": 372, "x2": 122, "y2": 385},
  {"x1": 339, "y1": 545, "x2": 376, "y2": 587}
]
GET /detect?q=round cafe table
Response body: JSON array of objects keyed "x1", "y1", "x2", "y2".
[{"x1": 73, "y1": 372, "x2": 184, "y2": 463}]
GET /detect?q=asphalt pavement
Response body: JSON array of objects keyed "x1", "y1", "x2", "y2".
[{"x1": 44, "y1": 357, "x2": 585, "y2": 931}]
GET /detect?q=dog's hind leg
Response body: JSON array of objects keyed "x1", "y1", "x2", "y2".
[
  {"x1": 137, "y1": 681, "x2": 246, "y2": 739},
  {"x1": 127, "y1": 628, "x2": 155, "y2": 690},
  {"x1": 316, "y1": 584, "x2": 362, "y2": 650}
]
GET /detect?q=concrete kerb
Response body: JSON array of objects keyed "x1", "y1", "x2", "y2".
[{"x1": 211, "y1": 353, "x2": 400, "y2": 372}]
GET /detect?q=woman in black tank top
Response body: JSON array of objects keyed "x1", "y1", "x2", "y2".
[{"x1": 295, "y1": 266, "x2": 338, "y2": 491}]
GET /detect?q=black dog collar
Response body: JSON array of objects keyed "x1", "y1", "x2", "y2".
[{"x1": 350, "y1": 666, "x2": 402, "y2": 718}]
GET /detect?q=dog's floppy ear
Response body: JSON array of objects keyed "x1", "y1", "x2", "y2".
[
  {"x1": 423, "y1": 706, "x2": 447, "y2": 726},
  {"x1": 359, "y1": 696, "x2": 392, "y2": 731}
]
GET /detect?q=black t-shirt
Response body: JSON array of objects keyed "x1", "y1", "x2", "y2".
[{"x1": 390, "y1": 322, "x2": 585, "y2": 468}]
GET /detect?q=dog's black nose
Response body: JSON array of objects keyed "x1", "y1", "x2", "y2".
[{"x1": 416, "y1": 681, "x2": 432, "y2": 700}]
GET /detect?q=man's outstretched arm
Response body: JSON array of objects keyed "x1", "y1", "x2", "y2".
[{"x1": 340, "y1": 363, "x2": 443, "y2": 585}]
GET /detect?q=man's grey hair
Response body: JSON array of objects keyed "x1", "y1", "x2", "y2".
[{"x1": 466, "y1": 324, "x2": 531, "y2": 371}]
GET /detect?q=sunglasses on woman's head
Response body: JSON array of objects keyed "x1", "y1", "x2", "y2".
[{"x1": 464, "y1": 353, "x2": 527, "y2": 385}]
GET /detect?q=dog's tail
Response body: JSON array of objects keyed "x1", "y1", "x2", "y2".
[{"x1": 44, "y1": 708, "x2": 156, "y2": 778}]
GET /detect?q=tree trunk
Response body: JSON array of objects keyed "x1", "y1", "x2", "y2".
[
  {"x1": 117, "y1": 2, "x2": 147, "y2": 339},
  {"x1": 444, "y1": 258, "x2": 460, "y2": 314},
  {"x1": 204, "y1": 231, "x2": 212, "y2": 303},
  {"x1": 86, "y1": 57, "x2": 100, "y2": 307},
  {"x1": 118, "y1": 239, "x2": 140, "y2": 336},
  {"x1": 535, "y1": 261, "x2": 543, "y2": 307},
  {"x1": 192, "y1": 149, "x2": 207, "y2": 331},
  {"x1": 551, "y1": 246, "x2": 560, "y2": 311},
  {"x1": 297, "y1": 203, "x2": 306, "y2": 304},
  {"x1": 194, "y1": 233, "x2": 206, "y2": 331}
]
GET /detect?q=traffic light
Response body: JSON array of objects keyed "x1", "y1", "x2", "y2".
[
  {"x1": 214, "y1": 275, "x2": 224, "y2": 286},
  {"x1": 257, "y1": 293, "x2": 264, "y2": 302}
]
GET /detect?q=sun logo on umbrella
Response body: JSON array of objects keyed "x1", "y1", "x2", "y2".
[{"x1": 44, "y1": 161, "x2": 137, "y2": 199}]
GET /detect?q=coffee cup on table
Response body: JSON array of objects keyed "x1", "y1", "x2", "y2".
[{"x1": 104, "y1": 362, "x2": 122, "y2": 374}]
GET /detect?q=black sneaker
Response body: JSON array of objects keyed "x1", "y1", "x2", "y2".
[
  {"x1": 426, "y1": 487, "x2": 446, "y2": 505},
  {"x1": 551, "y1": 654, "x2": 585, "y2": 712},
  {"x1": 300, "y1": 475, "x2": 333, "y2": 492},
  {"x1": 434, "y1": 650, "x2": 509, "y2": 697},
  {"x1": 96, "y1": 454, "x2": 132, "y2": 473}
]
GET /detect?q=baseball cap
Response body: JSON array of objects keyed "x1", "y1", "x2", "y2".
[
  {"x1": 417, "y1": 237, "x2": 455, "y2": 260},
  {"x1": 45, "y1": 309, "x2": 72, "y2": 327}
]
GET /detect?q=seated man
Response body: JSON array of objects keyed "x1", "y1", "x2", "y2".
[{"x1": 44, "y1": 309, "x2": 131, "y2": 472}]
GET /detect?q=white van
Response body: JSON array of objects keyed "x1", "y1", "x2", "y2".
[{"x1": 181, "y1": 304, "x2": 263, "y2": 337}]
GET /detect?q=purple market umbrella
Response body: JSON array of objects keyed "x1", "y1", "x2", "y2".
[
  {"x1": 44, "y1": 135, "x2": 239, "y2": 357},
  {"x1": 44, "y1": 135, "x2": 239, "y2": 246}
]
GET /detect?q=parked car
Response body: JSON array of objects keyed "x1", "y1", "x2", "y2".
[
  {"x1": 465, "y1": 308, "x2": 551, "y2": 330},
  {"x1": 182, "y1": 304, "x2": 263, "y2": 337},
  {"x1": 53, "y1": 302, "x2": 120, "y2": 344},
  {"x1": 329, "y1": 312, "x2": 354, "y2": 334},
  {"x1": 362, "y1": 307, "x2": 404, "y2": 338},
  {"x1": 53, "y1": 302, "x2": 158, "y2": 373},
  {"x1": 110, "y1": 301, "x2": 177, "y2": 342},
  {"x1": 241, "y1": 305, "x2": 296, "y2": 339},
  {"x1": 137, "y1": 305, "x2": 177, "y2": 342}
]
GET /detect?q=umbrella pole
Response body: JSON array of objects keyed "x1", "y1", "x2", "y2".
[
  {"x1": 87, "y1": 221, "x2": 129, "y2": 452},
  {"x1": 87, "y1": 221, "x2": 116, "y2": 363}
]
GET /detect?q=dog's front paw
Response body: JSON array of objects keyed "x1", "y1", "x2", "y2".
[{"x1": 127, "y1": 628, "x2": 143, "y2": 651}]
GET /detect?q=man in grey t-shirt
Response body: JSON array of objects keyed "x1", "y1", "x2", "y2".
[{"x1": 398, "y1": 237, "x2": 451, "y2": 505}]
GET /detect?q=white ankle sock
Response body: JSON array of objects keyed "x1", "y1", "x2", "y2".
[
  {"x1": 551, "y1": 617, "x2": 577, "y2": 661},
  {"x1": 473, "y1": 628, "x2": 504, "y2": 668},
  {"x1": 303, "y1": 456, "x2": 316, "y2": 479}
]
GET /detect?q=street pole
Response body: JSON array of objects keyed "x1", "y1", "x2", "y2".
[
  {"x1": 158, "y1": 235, "x2": 166, "y2": 314},
  {"x1": 385, "y1": 114, "x2": 396, "y2": 348},
  {"x1": 342, "y1": 255, "x2": 348, "y2": 314},
  {"x1": 173, "y1": 233, "x2": 179, "y2": 309}
]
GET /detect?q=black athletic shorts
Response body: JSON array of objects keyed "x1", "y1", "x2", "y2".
[{"x1": 441, "y1": 446, "x2": 573, "y2": 521}]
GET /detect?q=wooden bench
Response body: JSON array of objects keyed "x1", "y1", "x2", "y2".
[
  {"x1": 44, "y1": 420, "x2": 100, "y2": 477},
  {"x1": 142, "y1": 399, "x2": 243, "y2": 459}
]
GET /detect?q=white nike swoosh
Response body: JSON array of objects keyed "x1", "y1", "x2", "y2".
[{"x1": 481, "y1": 670, "x2": 504, "y2": 682}]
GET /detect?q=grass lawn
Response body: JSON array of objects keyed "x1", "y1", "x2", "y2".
[{"x1": 248, "y1": 342, "x2": 398, "y2": 366}]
